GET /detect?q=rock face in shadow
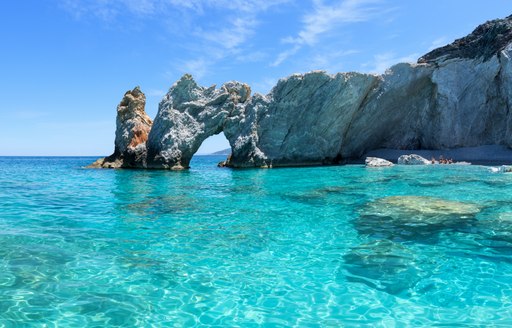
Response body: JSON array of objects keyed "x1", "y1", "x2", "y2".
[{"x1": 91, "y1": 15, "x2": 512, "y2": 169}]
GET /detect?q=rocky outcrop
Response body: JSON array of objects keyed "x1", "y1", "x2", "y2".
[
  {"x1": 89, "y1": 87, "x2": 152, "y2": 168},
  {"x1": 145, "y1": 75, "x2": 253, "y2": 169},
  {"x1": 397, "y1": 154, "x2": 431, "y2": 165},
  {"x1": 92, "y1": 14, "x2": 512, "y2": 169},
  {"x1": 365, "y1": 157, "x2": 394, "y2": 167},
  {"x1": 418, "y1": 14, "x2": 512, "y2": 63}
]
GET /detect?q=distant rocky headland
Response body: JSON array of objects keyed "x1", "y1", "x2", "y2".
[
  {"x1": 90, "y1": 14, "x2": 512, "y2": 169},
  {"x1": 210, "y1": 148, "x2": 231, "y2": 156}
]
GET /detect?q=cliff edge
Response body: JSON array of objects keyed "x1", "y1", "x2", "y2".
[{"x1": 92, "y1": 14, "x2": 512, "y2": 169}]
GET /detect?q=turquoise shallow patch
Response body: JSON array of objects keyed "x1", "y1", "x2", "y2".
[{"x1": 0, "y1": 156, "x2": 511, "y2": 326}]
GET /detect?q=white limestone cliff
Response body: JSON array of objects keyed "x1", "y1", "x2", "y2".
[{"x1": 91, "y1": 14, "x2": 512, "y2": 169}]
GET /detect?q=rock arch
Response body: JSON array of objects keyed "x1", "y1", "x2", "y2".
[{"x1": 145, "y1": 74, "x2": 255, "y2": 169}]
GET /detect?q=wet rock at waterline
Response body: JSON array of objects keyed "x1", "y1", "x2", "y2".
[
  {"x1": 488, "y1": 166, "x2": 512, "y2": 173},
  {"x1": 500, "y1": 166, "x2": 512, "y2": 173},
  {"x1": 397, "y1": 154, "x2": 431, "y2": 165},
  {"x1": 355, "y1": 196, "x2": 481, "y2": 241},
  {"x1": 365, "y1": 157, "x2": 394, "y2": 167},
  {"x1": 91, "y1": 15, "x2": 512, "y2": 169}
]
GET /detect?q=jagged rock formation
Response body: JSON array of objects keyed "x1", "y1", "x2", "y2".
[
  {"x1": 88, "y1": 87, "x2": 152, "y2": 168},
  {"x1": 145, "y1": 75, "x2": 253, "y2": 169},
  {"x1": 418, "y1": 14, "x2": 512, "y2": 63},
  {"x1": 92, "y1": 14, "x2": 512, "y2": 169}
]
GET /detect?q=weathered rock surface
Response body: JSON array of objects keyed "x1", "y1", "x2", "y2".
[
  {"x1": 397, "y1": 154, "x2": 431, "y2": 165},
  {"x1": 92, "y1": 15, "x2": 512, "y2": 169},
  {"x1": 88, "y1": 87, "x2": 152, "y2": 168},
  {"x1": 418, "y1": 14, "x2": 512, "y2": 63},
  {"x1": 146, "y1": 74, "x2": 253, "y2": 169},
  {"x1": 365, "y1": 157, "x2": 394, "y2": 167}
]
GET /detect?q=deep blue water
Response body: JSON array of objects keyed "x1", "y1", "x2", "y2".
[{"x1": 1, "y1": 156, "x2": 512, "y2": 326}]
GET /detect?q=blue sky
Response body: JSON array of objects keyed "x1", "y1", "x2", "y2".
[{"x1": 1, "y1": 1, "x2": 512, "y2": 156}]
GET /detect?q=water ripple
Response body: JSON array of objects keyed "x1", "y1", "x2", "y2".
[{"x1": 0, "y1": 157, "x2": 512, "y2": 326}]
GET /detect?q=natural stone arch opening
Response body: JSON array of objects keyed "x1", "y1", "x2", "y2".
[{"x1": 194, "y1": 132, "x2": 231, "y2": 156}]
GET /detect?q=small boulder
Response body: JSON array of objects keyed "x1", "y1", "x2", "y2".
[
  {"x1": 397, "y1": 154, "x2": 431, "y2": 165},
  {"x1": 500, "y1": 165, "x2": 512, "y2": 173},
  {"x1": 489, "y1": 165, "x2": 512, "y2": 173},
  {"x1": 365, "y1": 157, "x2": 394, "y2": 167}
]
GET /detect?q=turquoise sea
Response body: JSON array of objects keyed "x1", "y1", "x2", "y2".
[{"x1": 1, "y1": 156, "x2": 512, "y2": 326}]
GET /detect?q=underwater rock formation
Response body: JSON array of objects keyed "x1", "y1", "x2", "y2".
[
  {"x1": 356, "y1": 196, "x2": 480, "y2": 242},
  {"x1": 92, "y1": 14, "x2": 512, "y2": 169},
  {"x1": 342, "y1": 239, "x2": 428, "y2": 296}
]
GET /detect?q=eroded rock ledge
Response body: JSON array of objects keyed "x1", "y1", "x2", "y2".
[{"x1": 92, "y1": 14, "x2": 512, "y2": 169}]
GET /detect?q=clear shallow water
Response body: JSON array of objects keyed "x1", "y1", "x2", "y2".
[{"x1": 1, "y1": 156, "x2": 512, "y2": 326}]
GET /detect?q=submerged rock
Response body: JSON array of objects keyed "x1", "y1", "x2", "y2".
[
  {"x1": 342, "y1": 239, "x2": 428, "y2": 296},
  {"x1": 365, "y1": 157, "x2": 394, "y2": 167},
  {"x1": 371, "y1": 196, "x2": 480, "y2": 216},
  {"x1": 397, "y1": 154, "x2": 431, "y2": 165},
  {"x1": 473, "y1": 212, "x2": 512, "y2": 255},
  {"x1": 356, "y1": 196, "x2": 480, "y2": 241},
  {"x1": 91, "y1": 15, "x2": 512, "y2": 169}
]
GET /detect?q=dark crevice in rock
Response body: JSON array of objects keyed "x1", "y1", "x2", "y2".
[{"x1": 339, "y1": 76, "x2": 381, "y2": 156}]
